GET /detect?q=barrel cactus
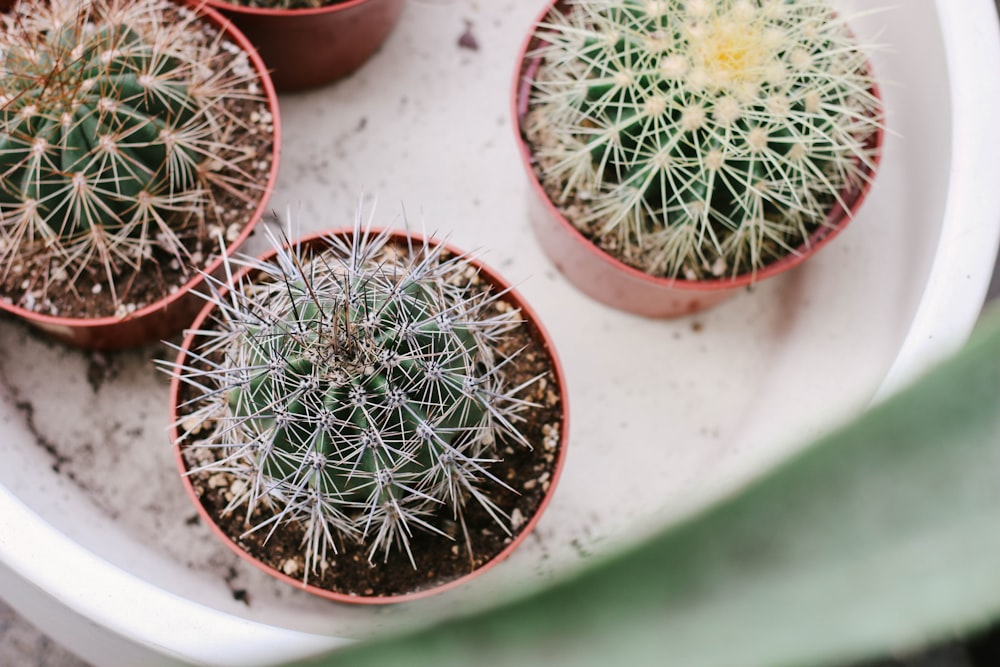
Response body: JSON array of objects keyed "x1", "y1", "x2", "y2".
[
  {"x1": 0, "y1": 0, "x2": 268, "y2": 305},
  {"x1": 171, "y1": 216, "x2": 542, "y2": 578},
  {"x1": 523, "y1": 0, "x2": 883, "y2": 280}
]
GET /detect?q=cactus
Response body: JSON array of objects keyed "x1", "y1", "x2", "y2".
[
  {"x1": 0, "y1": 0, "x2": 269, "y2": 305},
  {"x1": 523, "y1": 0, "x2": 882, "y2": 280},
  {"x1": 170, "y1": 211, "x2": 543, "y2": 578}
]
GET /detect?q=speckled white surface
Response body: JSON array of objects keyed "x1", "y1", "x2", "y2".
[
  {"x1": 2, "y1": 0, "x2": 1000, "y2": 665},
  {"x1": 0, "y1": 600, "x2": 91, "y2": 667}
]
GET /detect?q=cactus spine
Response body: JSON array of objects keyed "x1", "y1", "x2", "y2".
[
  {"x1": 524, "y1": 0, "x2": 882, "y2": 280},
  {"x1": 171, "y1": 211, "x2": 541, "y2": 577},
  {"x1": 0, "y1": 0, "x2": 269, "y2": 306}
]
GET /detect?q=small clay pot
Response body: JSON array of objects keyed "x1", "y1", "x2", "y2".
[
  {"x1": 198, "y1": 0, "x2": 405, "y2": 92},
  {"x1": 511, "y1": 1, "x2": 884, "y2": 319},
  {"x1": 170, "y1": 229, "x2": 569, "y2": 603},
  {"x1": 0, "y1": 3, "x2": 282, "y2": 350}
]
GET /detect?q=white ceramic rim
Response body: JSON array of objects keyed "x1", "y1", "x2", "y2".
[
  {"x1": 1, "y1": 1, "x2": 999, "y2": 664},
  {"x1": 872, "y1": 1, "x2": 1000, "y2": 400}
]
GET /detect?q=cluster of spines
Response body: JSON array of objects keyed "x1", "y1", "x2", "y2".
[
  {"x1": 0, "y1": 0, "x2": 267, "y2": 305},
  {"x1": 525, "y1": 0, "x2": 882, "y2": 280},
  {"x1": 170, "y1": 211, "x2": 539, "y2": 578}
]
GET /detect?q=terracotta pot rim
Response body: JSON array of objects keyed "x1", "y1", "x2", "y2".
[
  {"x1": 198, "y1": 0, "x2": 377, "y2": 18},
  {"x1": 511, "y1": 0, "x2": 885, "y2": 294},
  {"x1": 0, "y1": 2, "x2": 283, "y2": 332},
  {"x1": 169, "y1": 228, "x2": 570, "y2": 605}
]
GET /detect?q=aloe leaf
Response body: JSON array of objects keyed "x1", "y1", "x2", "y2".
[{"x1": 295, "y1": 306, "x2": 1000, "y2": 667}]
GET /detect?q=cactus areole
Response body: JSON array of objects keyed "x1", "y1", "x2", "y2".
[
  {"x1": 515, "y1": 0, "x2": 883, "y2": 317},
  {"x1": 169, "y1": 222, "x2": 567, "y2": 602},
  {"x1": 0, "y1": 0, "x2": 280, "y2": 348}
]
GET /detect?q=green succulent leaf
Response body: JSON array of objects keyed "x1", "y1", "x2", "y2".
[{"x1": 295, "y1": 306, "x2": 1000, "y2": 667}]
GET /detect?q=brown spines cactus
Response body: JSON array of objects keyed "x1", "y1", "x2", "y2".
[{"x1": 0, "y1": 0, "x2": 271, "y2": 308}]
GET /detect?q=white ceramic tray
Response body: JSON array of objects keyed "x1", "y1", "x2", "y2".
[{"x1": 2, "y1": 1, "x2": 1000, "y2": 665}]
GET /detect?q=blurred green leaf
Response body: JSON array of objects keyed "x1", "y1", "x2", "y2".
[{"x1": 295, "y1": 307, "x2": 1000, "y2": 667}]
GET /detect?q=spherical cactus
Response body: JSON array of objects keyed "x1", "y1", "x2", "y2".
[
  {"x1": 1, "y1": 22, "x2": 199, "y2": 231},
  {"x1": 524, "y1": 0, "x2": 883, "y2": 280},
  {"x1": 171, "y1": 218, "x2": 545, "y2": 578},
  {"x1": 0, "y1": 0, "x2": 269, "y2": 304}
]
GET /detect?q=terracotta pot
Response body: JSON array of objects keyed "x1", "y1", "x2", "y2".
[
  {"x1": 0, "y1": 3, "x2": 282, "y2": 350},
  {"x1": 197, "y1": 0, "x2": 405, "y2": 92},
  {"x1": 512, "y1": 1, "x2": 884, "y2": 318},
  {"x1": 169, "y1": 229, "x2": 569, "y2": 604}
]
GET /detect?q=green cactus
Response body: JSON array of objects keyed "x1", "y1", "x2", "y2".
[
  {"x1": 524, "y1": 0, "x2": 883, "y2": 280},
  {"x1": 171, "y1": 216, "x2": 543, "y2": 577},
  {"x1": 0, "y1": 0, "x2": 269, "y2": 305},
  {"x1": 0, "y1": 22, "x2": 198, "y2": 235},
  {"x1": 228, "y1": 275, "x2": 488, "y2": 508}
]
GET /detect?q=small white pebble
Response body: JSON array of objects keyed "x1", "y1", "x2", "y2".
[
  {"x1": 181, "y1": 415, "x2": 204, "y2": 435},
  {"x1": 207, "y1": 473, "x2": 228, "y2": 489}
]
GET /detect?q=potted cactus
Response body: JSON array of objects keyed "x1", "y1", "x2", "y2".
[
  {"x1": 167, "y1": 210, "x2": 568, "y2": 602},
  {"x1": 0, "y1": 0, "x2": 280, "y2": 349},
  {"x1": 197, "y1": 0, "x2": 406, "y2": 91},
  {"x1": 514, "y1": 0, "x2": 884, "y2": 317}
]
